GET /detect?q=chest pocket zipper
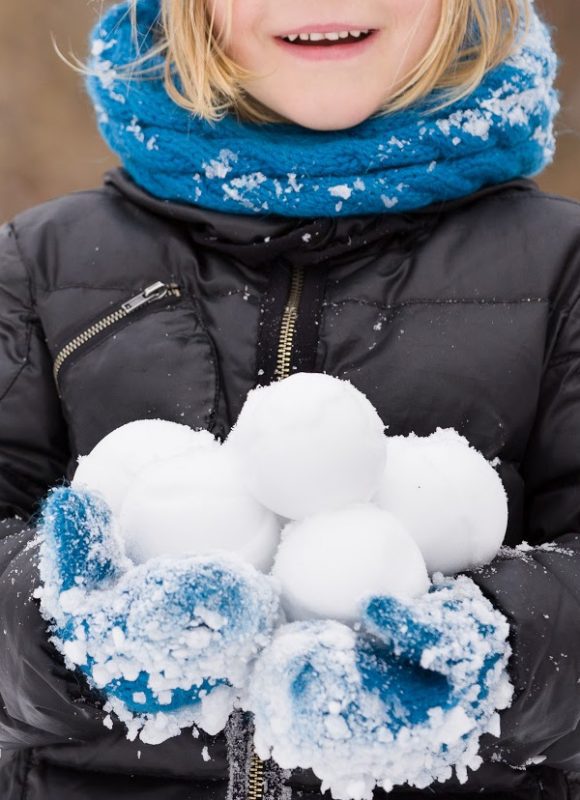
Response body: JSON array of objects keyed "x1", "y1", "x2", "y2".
[{"x1": 52, "y1": 281, "x2": 181, "y2": 389}]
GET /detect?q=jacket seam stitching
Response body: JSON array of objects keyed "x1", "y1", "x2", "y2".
[
  {"x1": 37, "y1": 284, "x2": 260, "y2": 302},
  {"x1": 323, "y1": 297, "x2": 548, "y2": 311}
]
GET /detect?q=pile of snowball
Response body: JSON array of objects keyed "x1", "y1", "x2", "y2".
[{"x1": 73, "y1": 372, "x2": 508, "y2": 625}]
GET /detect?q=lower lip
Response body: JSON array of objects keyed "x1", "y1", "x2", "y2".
[{"x1": 274, "y1": 31, "x2": 379, "y2": 61}]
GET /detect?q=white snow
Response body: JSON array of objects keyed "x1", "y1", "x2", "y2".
[
  {"x1": 202, "y1": 148, "x2": 238, "y2": 179},
  {"x1": 73, "y1": 420, "x2": 218, "y2": 516},
  {"x1": 226, "y1": 373, "x2": 386, "y2": 520},
  {"x1": 247, "y1": 578, "x2": 512, "y2": 800},
  {"x1": 272, "y1": 505, "x2": 429, "y2": 624},
  {"x1": 38, "y1": 550, "x2": 281, "y2": 744},
  {"x1": 381, "y1": 196, "x2": 398, "y2": 209},
  {"x1": 328, "y1": 185, "x2": 353, "y2": 201},
  {"x1": 39, "y1": 372, "x2": 515, "y2": 764},
  {"x1": 119, "y1": 447, "x2": 281, "y2": 571},
  {"x1": 374, "y1": 429, "x2": 508, "y2": 575}
]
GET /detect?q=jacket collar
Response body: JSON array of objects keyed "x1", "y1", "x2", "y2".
[{"x1": 105, "y1": 167, "x2": 536, "y2": 268}]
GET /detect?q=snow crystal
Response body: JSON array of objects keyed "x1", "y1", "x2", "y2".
[
  {"x1": 126, "y1": 116, "x2": 145, "y2": 144},
  {"x1": 499, "y1": 541, "x2": 575, "y2": 560},
  {"x1": 202, "y1": 149, "x2": 238, "y2": 180},
  {"x1": 436, "y1": 110, "x2": 492, "y2": 142},
  {"x1": 381, "y1": 196, "x2": 398, "y2": 209},
  {"x1": 93, "y1": 59, "x2": 118, "y2": 91},
  {"x1": 302, "y1": 233, "x2": 312, "y2": 243},
  {"x1": 328, "y1": 185, "x2": 353, "y2": 201},
  {"x1": 202, "y1": 745, "x2": 211, "y2": 762},
  {"x1": 95, "y1": 104, "x2": 109, "y2": 125},
  {"x1": 229, "y1": 172, "x2": 267, "y2": 192},
  {"x1": 287, "y1": 173, "x2": 303, "y2": 193},
  {"x1": 91, "y1": 39, "x2": 109, "y2": 57}
]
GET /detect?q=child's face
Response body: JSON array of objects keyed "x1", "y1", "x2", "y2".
[{"x1": 209, "y1": 0, "x2": 442, "y2": 130}]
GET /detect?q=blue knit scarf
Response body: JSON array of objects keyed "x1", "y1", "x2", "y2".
[{"x1": 87, "y1": 0, "x2": 559, "y2": 218}]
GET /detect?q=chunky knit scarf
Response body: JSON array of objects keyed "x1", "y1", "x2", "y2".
[{"x1": 87, "y1": 0, "x2": 559, "y2": 218}]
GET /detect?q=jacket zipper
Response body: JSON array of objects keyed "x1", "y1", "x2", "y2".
[
  {"x1": 247, "y1": 750, "x2": 266, "y2": 800},
  {"x1": 247, "y1": 265, "x2": 306, "y2": 800},
  {"x1": 52, "y1": 281, "x2": 181, "y2": 386},
  {"x1": 274, "y1": 265, "x2": 305, "y2": 381}
]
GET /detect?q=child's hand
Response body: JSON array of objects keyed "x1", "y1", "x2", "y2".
[
  {"x1": 361, "y1": 576, "x2": 513, "y2": 715},
  {"x1": 247, "y1": 577, "x2": 512, "y2": 800},
  {"x1": 37, "y1": 486, "x2": 280, "y2": 744}
]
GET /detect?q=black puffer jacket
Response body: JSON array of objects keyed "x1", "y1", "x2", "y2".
[{"x1": 1, "y1": 168, "x2": 580, "y2": 800}]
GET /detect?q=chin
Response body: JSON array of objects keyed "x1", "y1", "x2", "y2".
[{"x1": 275, "y1": 101, "x2": 382, "y2": 132}]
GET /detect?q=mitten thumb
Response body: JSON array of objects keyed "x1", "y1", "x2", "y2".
[{"x1": 39, "y1": 486, "x2": 125, "y2": 593}]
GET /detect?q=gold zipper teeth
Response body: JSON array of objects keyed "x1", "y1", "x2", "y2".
[
  {"x1": 275, "y1": 266, "x2": 305, "y2": 381},
  {"x1": 247, "y1": 751, "x2": 265, "y2": 800},
  {"x1": 52, "y1": 285, "x2": 180, "y2": 384}
]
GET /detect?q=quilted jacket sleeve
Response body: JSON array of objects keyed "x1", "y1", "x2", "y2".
[
  {"x1": 472, "y1": 290, "x2": 580, "y2": 770},
  {"x1": 0, "y1": 222, "x2": 106, "y2": 748}
]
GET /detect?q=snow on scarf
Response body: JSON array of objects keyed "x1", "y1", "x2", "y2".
[{"x1": 86, "y1": 0, "x2": 559, "y2": 218}]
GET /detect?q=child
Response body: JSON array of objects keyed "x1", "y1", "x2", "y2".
[{"x1": 1, "y1": 0, "x2": 579, "y2": 797}]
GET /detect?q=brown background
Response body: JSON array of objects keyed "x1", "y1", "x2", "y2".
[{"x1": 1, "y1": 1, "x2": 579, "y2": 222}]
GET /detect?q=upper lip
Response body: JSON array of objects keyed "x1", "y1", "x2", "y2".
[{"x1": 276, "y1": 24, "x2": 376, "y2": 37}]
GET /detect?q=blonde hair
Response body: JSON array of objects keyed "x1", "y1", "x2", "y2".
[{"x1": 97, "y1": 0, "x2": 531, "y2": 124}]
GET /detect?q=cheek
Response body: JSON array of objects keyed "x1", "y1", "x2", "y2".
[
  {"x1": 207, "y1": 0, "x2": 228, "y2": 33},
  {"x1": 208, "y1": 0, "x2": 262, "y2": 62},
  {"x1": 389, "y1": 0, "x2": 442, "y2": 50}
]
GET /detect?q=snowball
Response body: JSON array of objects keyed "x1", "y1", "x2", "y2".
[
  {"x1": 272, "y1": 505, "x2": 430, "y2": 624},
  {"x1": 227, "y1": 373, "x2": 386, "y2": 520},
  {"x1": 374, "y1": 429, "x2": 508, "y2": 575},
  {"x1": 73, "y1": 420, "x2": 218, "y2": 516},
  {"x1": 119, "y1": 447, "x2": 281, "y2": 571}
]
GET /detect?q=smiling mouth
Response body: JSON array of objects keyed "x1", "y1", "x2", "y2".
[{"x1": 278, "y1": 30, "x2": 376, "y2": 46}]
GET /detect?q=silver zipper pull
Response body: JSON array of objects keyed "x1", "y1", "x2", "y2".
[{"x1": 121, "y1": 281, "x2": 174, "y2": 313}]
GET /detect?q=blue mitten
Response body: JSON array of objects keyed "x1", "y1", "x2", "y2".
[
  {"x1": 37, "y1": 486, "x2": 280, "y2": 744},
  {"x1": 246, "y1": 577, "x2": 512, "y2": 800}
]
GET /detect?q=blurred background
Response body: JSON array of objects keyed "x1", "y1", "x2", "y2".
[{"x1": 1, "y1": 1, "x2": 579, "y2": 221}]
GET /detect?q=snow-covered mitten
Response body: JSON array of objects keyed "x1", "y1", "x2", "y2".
[
  {"x1": 246, "y1": 576, "x2": 512, "y2": 800},
  {"x1": 37, "y1": 486, "x2": 280, "y2": 744}
]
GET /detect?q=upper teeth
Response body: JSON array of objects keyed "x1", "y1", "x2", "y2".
[{"x1": 283, "y1": 30, "x2": 370, "y2": 43}]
